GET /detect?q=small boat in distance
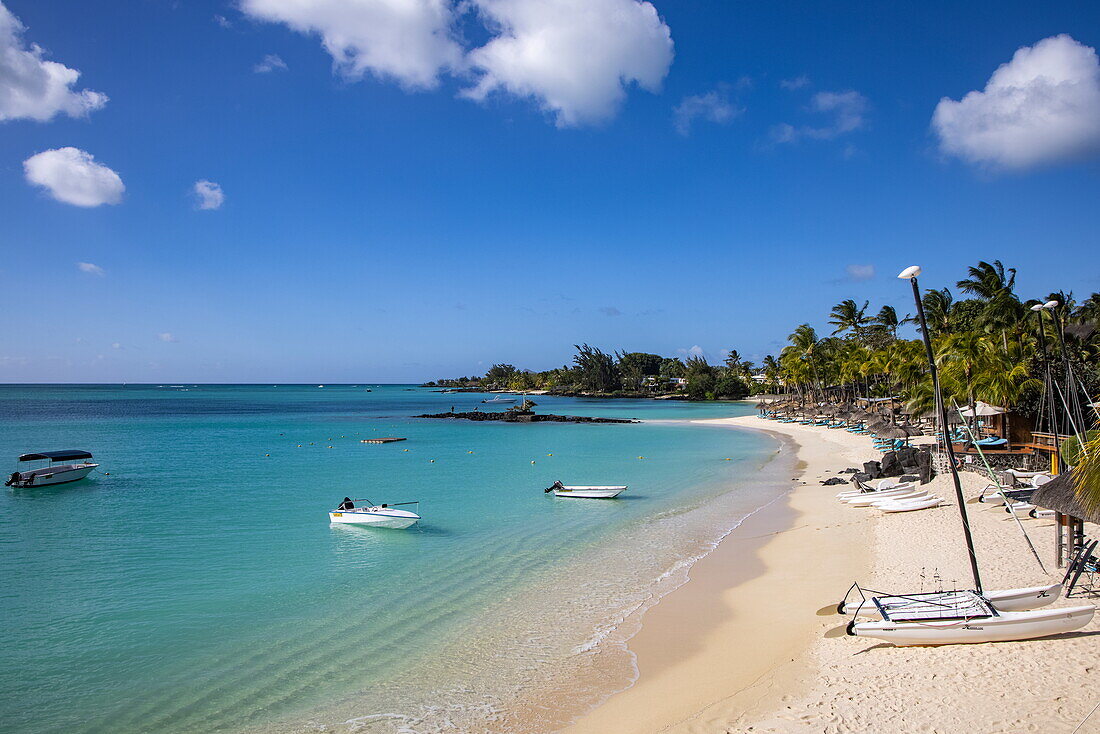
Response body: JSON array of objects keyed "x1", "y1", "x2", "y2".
[
  {"x1": 545, "y1": 481, "x2": 627, "y2": 499},
  {"x1": 482, "y1": 396, "x2": 516, "y2": 404},
  {"x1": 328, "y1": 497, "x2": 420, "y2": 529},
  {"x1": 6, "y1": 450, "x2": 99, "y2": 488}
]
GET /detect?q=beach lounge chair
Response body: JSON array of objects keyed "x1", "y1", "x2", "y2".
[{"x1": 974, "y1": 435, "x2": 1008, "y2": 448}]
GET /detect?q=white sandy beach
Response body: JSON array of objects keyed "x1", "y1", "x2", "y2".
[{"x1": 562, "y1": 414, "x2": 1099, "y2": 734}]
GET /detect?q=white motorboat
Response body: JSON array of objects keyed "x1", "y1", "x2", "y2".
[
  {"x1": 328, "y1": 497, "x2": 420, "y2": 528},
  {"x1": 6, "y1": 450, "x2": 98, "y2": 488},
  {"x1": 482, "y1": 396, "x2": 516, "y2": 404},
  {"x1": 545, "y1": 481, "x2": 627, "y2": 499},
  {"x1": 841, "y1": 583, "x2": 1064, "y2": 617},
  {"x1": 847, "y1": 591, "x2": 1094, "y2": 646}
]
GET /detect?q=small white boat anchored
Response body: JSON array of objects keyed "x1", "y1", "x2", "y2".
[
  {"x1": 482, "y1": 396, "x2": 516, "y2": 404},
  {"x1": 328, "y1": 497, "x2": 420, "y2": 529},
  {"x1": 545, "y1": 481, "x2": 627, "y2": 499},
  {"x1": 6, "y1": 450, "x2": 99, "y2": 488}
]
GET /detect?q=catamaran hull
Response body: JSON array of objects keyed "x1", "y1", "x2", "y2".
[
  {"x1": 329, "y1": 511, "x2": 419, "y2": 529},
  {"x1": 877, "y1": 497, "x2": 941, "y2": 512},
  {"x1": 553, "y1": 487, "x2": 627, "y2": 499},
  {"x1": 8, "y1": 464, "x2": 97, "y2": 488},
  {"x1": 848, "y1": 490, "x2": 924, "y2": 507},
  {"x1": 847, "y1": 605, "x2": 1094, "y2": 646},
  {"x1": 836, "y1": 483, "x2": 914, "y2": 499},
  {"x1": 841, "y1": 583, "x2": 1064, "y2": 617}
]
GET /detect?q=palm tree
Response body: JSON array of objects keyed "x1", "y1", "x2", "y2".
[
  {"x1": 783, "y1": 324, "x2": 821, "y2": 398},
  {"x1": 1073, "y1": 433, "x2": 1100, "y2": 516},
  {"x1": 921, "y1": 288, "x2": 954, "y2": 337},
  {"x1": 761, "y1": 355, "x2": 781, "y2": 391},
  {"x1": 873, "y1": 305, "x2": 902, "y2": 340},
  {"x1": 937, "y1": 332, "x2": 988, "y2": 426},
  {"x1": 956, "y1": 260, "x2": 1017, "y2": 300},
  {"x1": 1074, "y1": 292, "x2": 1100, "y2": 324},
  {"x1": 829, "y1": 299, "x2": 870, "y2": 338},
  {"x1": 957, "y1": 260, "x2": 1024, "y2": 350}
]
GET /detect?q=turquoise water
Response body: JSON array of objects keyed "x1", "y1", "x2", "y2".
[{"x1": 0, "y1": 385, "x2": 789, "y2": 733}]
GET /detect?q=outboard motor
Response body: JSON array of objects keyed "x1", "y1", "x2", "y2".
[
  {"x1": 5, "y1": 472, "x2": 21, "y2": 487},
  {"x1": 544, "y1": 481, "x2": 563, "y2": 493}
]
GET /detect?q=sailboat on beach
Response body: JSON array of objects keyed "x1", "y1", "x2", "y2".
[{"x1": 840, "y1": 266, "x2": 1095, "y2": 646}]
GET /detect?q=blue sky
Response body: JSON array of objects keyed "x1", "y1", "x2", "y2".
[{"x1": 1, "y1": 0, "x2": 1099, "y2": 383}]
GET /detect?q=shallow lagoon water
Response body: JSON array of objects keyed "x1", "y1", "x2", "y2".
[{"x1": 0, "y1": 385, "x2": 788, "y2": 733}]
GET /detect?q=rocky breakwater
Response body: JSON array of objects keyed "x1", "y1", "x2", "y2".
[{"x1": 416, "y1": 410, "x2": 636, "y2": 424}]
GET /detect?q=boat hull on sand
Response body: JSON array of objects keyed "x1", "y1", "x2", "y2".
[
  {"x1": 848, "y1": 605, "x2": 1094, "y2": 646},
  {"x1": 836, "y1": 482, "x2": 914, "y2": 499},
  {"x1": 848, "y1": 490, "x2": 923, "y2": 507},
  {"x1": 841, "y1": 583, "x2": 1064, "y2": 617},
  {"x1": 877, "y1": 496, "x2": 941, "y2": 512},
  {"x1": 329, "y1": 507, "x2": 420, "y2": 528},
  {"x1": 552, "y1": 486, "x2": 627, "y2": 499}
]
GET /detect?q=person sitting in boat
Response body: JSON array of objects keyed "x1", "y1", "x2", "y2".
[{"x1": 338, "y1": 497, "x2": 354, "y2": 510}]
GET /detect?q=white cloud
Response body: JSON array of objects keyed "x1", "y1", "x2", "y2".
[
  {"x1": 192, "y1": 180, "x2": 225, "y2": 210},
  {"x1": 464, "y1": 0, "x2": 673, "y2": 127},
  {"x1": 214, "y1": 14, "x2": 232, "y2": 28},
  {"x1": 23, "y1": 148, "x2": 124, "y2": 207},
  {"x1": 780, "y1": 75, "x2": 809, "y2": 90},
  {"x1": 674, "y1": 86, "x2": 739, "y2": 135},
  {"x1": 241, "y1": 0, "x2": 462, "y2": 89},
  {"x1": 254, "y1": 53, "x2": 288, "y2": 73},
  {"x1": 0, "y1": 1, "x2": 108, "y2": 122},
  {"x1": 676, "y1": 345, "x2": 705, "y2": 358},
  {"x1": 76, "y1": 261, "x2": 104, "y2": 276},
  {"x1": 240, "y1": 0, "x2": 672, "y2": 126},
  {"x1": 772, "y1": 90, "x2": 868, "y2": 143},
  {"x1": 111, "y1": 342, "x2": 122, "y2": 350},
  {"x1": 846, "y1": 264, "x2": 875, "y2": 281},
  {"x1": 158, "y1": 332, "x2": 178, "y2": 343},
  {"x1": 932, "y1": 34, "x2": 1100, "y2": 170}
]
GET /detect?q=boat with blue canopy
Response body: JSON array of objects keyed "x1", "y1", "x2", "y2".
[{"x1": 6, "y1": 450, "x2": 99, "y2": 488}]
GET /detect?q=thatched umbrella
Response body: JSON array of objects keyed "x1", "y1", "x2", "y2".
[
  {"x1": 875, "y1": 425, "x2": 910, "y2": 440},
  {"x1": 1032, "y1": 470, "x2": 1100, "y2": 524},
  {"x1": 899, "y1": 423, "x2": 924, "y2": 437}
]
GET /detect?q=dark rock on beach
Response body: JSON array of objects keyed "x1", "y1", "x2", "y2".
[{"x1": 416, "y1": 411, "x2": 636, "y2": 424}]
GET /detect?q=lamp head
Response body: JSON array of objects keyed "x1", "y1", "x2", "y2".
[
  {"x1": 897, "y1": 265, "x2": 922, "y2": 280},
  {"x1": 1030, "y1": 303, "x2": 1044, "y2": 312},
  {"x1": 1044, "y1": 300, "x2": 1059, "y2": 309}
]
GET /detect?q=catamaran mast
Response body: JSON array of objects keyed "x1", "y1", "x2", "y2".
[
  {"x1": 1031, "y1": 303, "x2": 1064, "y2": 473},
  {"x1": 899, "y1": 266, "x2": 983, "y2": 593}
]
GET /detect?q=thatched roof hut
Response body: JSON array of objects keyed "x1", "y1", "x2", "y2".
[{"x1": 1032, "y1": 470, "x2": 1100, "y2": 525}]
